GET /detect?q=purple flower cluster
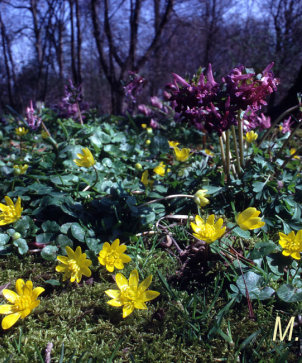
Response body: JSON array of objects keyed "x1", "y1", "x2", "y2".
[
  {"x1": 166, "y1": 63, "x2": 279, "y2": 135},
  {"x1": 57, "y1": 80, "x2": 88, "y2": 120},
  {"x1": 63, "y1": 79, "x2": 82, "y2": 105},
  {"x1": 137, "y1": 95, "x2": 170, "y2": 129},
  {"x1": 124, "y1": 71, "x2": 147, "y2": 103},
  {"x1": 26, "y1": 100, "x2": 41, "y2": 130}
]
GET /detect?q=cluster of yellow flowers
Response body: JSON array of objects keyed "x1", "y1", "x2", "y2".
[
  {"x1": 191, "y1": 207, "x2": 266, "y2": 244},
  {"x1": 56, "y1": 239, "x2": 159, "y2": 319}
]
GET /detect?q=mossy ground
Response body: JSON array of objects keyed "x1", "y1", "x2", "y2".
[{"x1": 0, "y1": 235, "x2": 301, "y2": 362}]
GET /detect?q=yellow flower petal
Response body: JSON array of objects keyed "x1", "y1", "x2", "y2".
[
  {"x1": 2, "y1": 312, "x2": 21, "y2": 330},
  {"x1": 2, "y1": 289, "x2": 18, "y2": 304},
  {"x1": 115, "y1": 273, "x2": 129, "y2": 290},
  {"x1": 15, "y1": 279, "x2": 25, "y2": 295},
  {"x1": 123, "y1": 303, "x2": 134, "y2": 318},
  {"x1": 142, "y1": 290, "x2": 160, "y2": 301},
  {"x1": 0, "y1": 305, "x2": 14, "y2": 315},
  {"x1": 129, "y1": 270, "x2": 139, "y2": 289},
  {"x1": 105, "y1": 289, "x2": 121, "y2": 299}
]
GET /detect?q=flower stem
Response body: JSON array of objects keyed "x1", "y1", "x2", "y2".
[
  {"x1": 83, "y1": 166, "x2": 99, "y2": 191},
  {"x1": 77, "y1": 102, "x2": 84, "y2": 126},
  {"x1": 139, "y1": 194, "x2": 193, "y2": 207},
  {"x1": 219, "y1": 136, "x2": 226, "y2": 174},
  {"x1": 238, "y1": 119, "x2": 244, "y2": 168},
  {"x1": 231, "y1": 125, "x2": 241, "y2": 175},
  {"x1": 225, "y1": 130, "x2": 230, "y2": 182}
]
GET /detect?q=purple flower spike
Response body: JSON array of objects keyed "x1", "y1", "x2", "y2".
[
  {"x1": 280, "y1": 116, "x2": 293, "y2": 134},
  {"x1": 26, "y1": 100, "x2": 42, "y2": 130}
]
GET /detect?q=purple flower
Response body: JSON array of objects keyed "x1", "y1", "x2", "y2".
[
  {"x1": 138, "y1": 104, "x2": 151, "y2": 116},
  {"x1": 280, "y1": 116, "x2": 293, "y2": 134},
  {"x1": 63, "y1": 79, "x2": 82, "y2": 105},
  {"x1": 150, "y1": 118, "x2": 159, "y2": 129},
  {"x1": 26, "y1": 100, "x2": 41, "y2": 130},
  {"x1": 124, "y1": 71, "x2": 146, "y2": 103},
  {"x1": 166, "y1": 63, "x2": 278, "y2": 135},
  {"x1": 150, "y1": 96, "x2": 163, "y2": 109}
]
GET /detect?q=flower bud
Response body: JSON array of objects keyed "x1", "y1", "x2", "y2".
[
  {"x1": 12, "y1": 232, "x2": 21, "y2": 241},
  {"x1": 135, "y1": 163, "x2": 143, "y2": 170},
  {"x1": 193, "y1": 189, "x2": 209, "y2": 207},
  {"x1": 146, "y1": 139, "x2": 151, "y2": 145},
  {"x1": 147, "y1": 128, "x2": 153, "y2": 135}
]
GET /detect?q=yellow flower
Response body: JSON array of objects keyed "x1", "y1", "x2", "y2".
[
  {"x1": 279, "y1": 230, "x2": 302, "y2": 260},
  {"x1": 145, "y1": 139, "x2": 151, "y2": 145},
  {"x1": 41, "y1": 130, "x2": 49, "y2": 139},
  {"x1": 153, "y1": 162, "x2": 171, "y2": 176},
  {"x1": 105, "y1": 269, "x2": 160, "y2": 318},
  {"x1": 0, "y1": 279, "x2": 44, "y2": 330},
  {"x1": 141, "y1": 170, "x2": 154, "y2": 188},
  {"x1": 290, "y1": 148, "x2": 300, "y2": 160},
  {"x1": 168, "y1": 141, "x2": 180, "y2": 148},
  {"x1": 73, "y1": 147, "x2": 95, "y2": 168},
  {"x1": 236, "y1": 207, "x2": 265, "y2": 231},
  {"x1": 173, "y1": 146, "x2": 191, "y2": 162},
  {"x1": 204, "y1": 149, "x2": 214, "y2": 157},
  {"x1": 98, "y1": 239, "x2": 131, "y2": 272},
  {"x1": 0, "y1": 196, "x2": 23, "y2": 226},
  {"x1": 15, "y1": 127, "x2": 28, "y2": 136},
  {"x1": 13, "y1": 164, "x2": 29, "y2": 175},
  {"x1": 141, "y1": 124, "x2": 147, "y2": 129},
  {"x1": 245, "y1": 131, "x2": 258, "y2": 143},
  {"x1": 56, "y1": 246, "x2": 92, "y2": 283},
  {"x1": 191, "y1": 214, "x2": 225, "y2": 243},
  {"x1": 135, "y1": 163, "x2": 143, "y2": 170},
  {"x1": 193, "y1": 189, "x2": 210, "y2": 207}
]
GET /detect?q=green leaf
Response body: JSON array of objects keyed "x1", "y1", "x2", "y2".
[
  {"x1": 277, "y1": 284, "x2": 302, "y2": 302},
  {"x1": 13, "y1": 238, "x2": 28, "y2": 255},
  {"x1": 248, "y1": 241, "x2": 277, "y2": 259},
  {"x1": 202, "y1": 185, "x2": 222, "y2": 195},
  {"x1": 56, "y1": 234, "x2": 71, "y2": 248},
  {"x1": 86, "y1": 238, "x2": 101, "y2": 253},
  {"x1": 266, "y1": 254, "x2": 288, "y2": 276},
  {"x1": 41, "y1": 245, "x2": 58, "y2": 261},
  {"x1": 36, "y1": 233, "x2": 56, "y2": 244},
  {"x1": 252, "y1": 181, "x2": 265, "y2": 193},
  {"x1": 60, "y1": 223, "x2": 73, "y2": 234},
  {"x1": 233, "y1": 227, "x2": 251, "y2": 239},
  {"x1": 236, "y1": 271, "x2": 275, "y2": 300},
  {"x1": 14, "y1": 216, "x2": 31, "y2": 235},
  {"x1": 0, "y1": 233, "x2": 10, "y2": 246},
  {"x1": 42, "y1": 220, "x2": 60, "y2": 233},
  {"x1": 70, "y1": 223, "x2": 85, "y2": 242},
  {"x1": 45, "y1": 279, "x2": 60, "y2": 286}
]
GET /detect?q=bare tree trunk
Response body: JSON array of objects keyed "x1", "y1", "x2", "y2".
[
  {"x1": 0, "y1": 12, "x2": 14, "y2": 106},
  {"x1": 69, "y1": 0, "x2": 77, "y2": 84},
  {"x1": 90, "y1": 0, "x2": 174, "y2": 114},
  {"x1": 75, "y1": 0, "x2": 82, "y2": 84},
  {"x1": 30, "y1": 0, "x2": 44, "y2": 99}
]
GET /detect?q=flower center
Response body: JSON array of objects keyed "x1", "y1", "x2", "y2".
[
  {"x1": 120, "y1": 286, "x2": 138, "y2": 303},
  {"x1": 14, "y1": 296, "x2": 32, "y2": 311},
  {"x1": 106, "y1": 251, "x2": 120, "y2": 265},
  {"x1": 68, "y1": 259, "x2": 80, "y2": 274},
  {"x1": 201, "y1": 224, "x2": 216, "y2": 239}
]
